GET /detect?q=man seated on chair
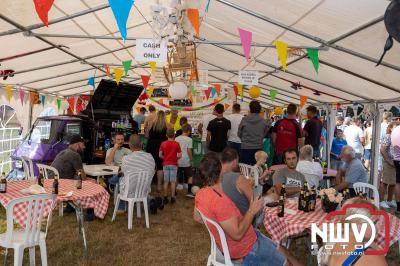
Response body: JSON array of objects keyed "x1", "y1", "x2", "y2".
[
  {"x1": 272, "y1": 148, "x2": 306, "y2": 198},
  {"x1": 117, "y1": 135, "x2": 155, "y2": 210},
  {"x1": 106, "y1": 132, "x2": 132, "y2": 188},
  {"x1": 194, "y1": 153, "x2": 302, "y2": 266},
  {"x1": 334, "y1": 145, "x2": 368, "y2": 197}
]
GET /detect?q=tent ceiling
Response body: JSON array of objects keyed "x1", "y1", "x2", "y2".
[{"x1": 0, "y1": 0, "x2": 399, "y2": 103}]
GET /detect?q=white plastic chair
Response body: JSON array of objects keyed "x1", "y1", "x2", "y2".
[
  {"x1": 0, "y1": 194, "x2": 56, "y2": 266},
  {"x1": 21, "y1": 156, "x2": 34, "y2": 180},
  {"x1": 238, "y1": 163, "x2": 259, "y2": 186},
  {"x1": 353, "y1": 182, "x2": 380, "y2": 208},
  {"x1": 36, "y1": 164, "x2": 59, "y2": 179},
  {"x1": 196, "y1": 209, "x2": 234, "y2": 266},
  {"x1": 111, "y1": 171, "x2": 152, "y2": 229}
]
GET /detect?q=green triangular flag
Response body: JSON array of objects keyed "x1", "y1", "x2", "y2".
[
  {"x1": 122, "y1": 60, "x2": 132, "y2": 76},
  {"x1": 269, "y1": 88, "x2": 277, "y2": 101},
  {"x1": 191, "y1": 85, "x2": 196, "y2": 97},
  {"x1": 307, "y1": 48, "x2": 319, "y2": 73},
  {"x1": 57, "y1": 98, "x2": 61, "y2": 111}
]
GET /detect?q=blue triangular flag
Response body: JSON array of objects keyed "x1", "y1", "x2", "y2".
[
  {"x1": 87, "y1": 76, "x2": 95, "y2": 88},
  {"x1": 41, "y1": 95, "x2": 45, "y2": 107},
  {"x1": 211, "y1": 87, "x2": 216, "y2": 98},
  {"x1": 108, "y1": 0, "x2": 135, "y2": 41}
]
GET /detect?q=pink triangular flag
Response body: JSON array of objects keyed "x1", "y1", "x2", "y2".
[
  {"x1": 19, "y1": 89, "x2": 25, "y2": 106},
  {"x1": 238, "y1": 28, "x2": 252, "y2": 61}
]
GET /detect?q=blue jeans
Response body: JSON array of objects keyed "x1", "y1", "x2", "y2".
[
  {"x1": 163, "y1": 165, "x2": 178, "y2": 183},
  {"x1": 109, "y1": 175, "x2": 125, "y2": 210},
  {"x1": 228, "y1": 141, "x2": 241, "y2": 155},
  {"x1": 239, "y1": 230, "x2": 286, "y2": 266}
]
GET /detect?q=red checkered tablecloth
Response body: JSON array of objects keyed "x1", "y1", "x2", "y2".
[
  {"x1": 0, "y1": 179, "x2": 110, "y2": 227},
  {"x1": 264, "y1": 198, "x2": 400, "y2": 249}
]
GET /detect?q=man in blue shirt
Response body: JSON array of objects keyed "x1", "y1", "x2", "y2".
[
  {"x1": 335, "y1": 145, "x2": 368, "y2": 197},
  {"x1": 133, "y1": 107, "x2": 146, "y2": 130},
  {"x1": 331, "y1": 129, "x2": 347, "y2": 169}
]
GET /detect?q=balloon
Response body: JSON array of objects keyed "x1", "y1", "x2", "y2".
[
  {"x1": 274, "y1": 106, "x2": 283, "y2": 115},
  {"x1": 249, "y1": 86, "x2": 261, "y2": 98}
]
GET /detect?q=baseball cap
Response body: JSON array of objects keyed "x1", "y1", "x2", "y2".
[{"x1": 69, "y1": 134, "x2": 85, "y2": 144}]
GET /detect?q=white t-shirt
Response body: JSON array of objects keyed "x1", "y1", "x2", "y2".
[
  {"x1": 344, "y1": 125, "x2": 364, "y2": 153},
  {"x1": 175, "y1": 135, "x2": 193, "y2": 167},
  {"x1": 296, "y1": 160, "x2": 323, "y2": 188},
  {"x1": 226, "y1": 113, "x2": 244, "y2": 143},
  {"x1": 201, "y1": 114, "x2": 216, "y2": 141}
]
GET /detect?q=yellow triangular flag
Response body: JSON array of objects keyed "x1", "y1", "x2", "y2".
[
  {"x1": 5, "y1": 85, "x2": 12, "y2": 102},
  {"x1": 274, "y1": 40, "x2": 288, "y2": 71},
  {"x1": 149, "y1": 61, "x2": 156, "y2": 75},
  {"x1": 148, "y1": 85, "x2": 154, "y2": 97},
  {"x1": 237, "y1": 84, "x2": 243, "y2": 98},
  {"x1": 114, "y1": 68, "x2": 124, "y2": 85}
]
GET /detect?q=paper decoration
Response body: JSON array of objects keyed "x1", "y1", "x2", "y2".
[
  {"x1": 275, "y1": 106, "x2": 284, "y2": 115},
  {"x1": 238, "y1": 70, "x2": 259, "y2": 85},
  {"x1": 114, "y1": 68, "x2": 123, "y2": 84},
  {"x1": 233, "y1": 84, "x2": 239, "y2": 96},
  {"x1": 213, "y1": 84, "x2": 221, "y2": 96},
  {"x1": 33, "y1": 0, "x2": 55, "y2": 26},
  {"x1": 187, "y1": 9, "x2": 200, "y2": 36},
  {"x1": 122, "y1": 60, "x2": 132, "y2": 76},
  {"x1": 159, "y1": 98, "x2": 164, "y2": 105},
  {"x1": 41, "y1": 95, "x2": 46, "y2": 107},
  {"x1": 300, "y1": 95, "x2": 308, "y2": 107},
  {"x1": 307, "y1": 48, "x2": 319, "y2": 74},
  {"x1": 249, "y1": 86, "x2": 261, "y2": 98},
  {"x1": 189, "y1": 69, "x2": 197, "y2": 81},
  {"x1": 237, "y1": 84, "x2": 244, "y2": 101},
  {"x1": 269, "y1": 89, "x2": 277, "y2": 101},
  {"x1": 148, "y1": 85, "x2": 154, "y2": 97},
  {"x1": 141, "y1": 75, "x2": 150, "y2": 89},
  {"x1": 224, "y1": 103, "x2": 230, "y2": 111},
  {"x1": 19, "y1": 89, "x2": 25, "y2": 106},
  {"x1": 67, "y1": 97, "x2": 75, "y2": 113},
  {"x1": 105, "y1": 64, "x2": 110, "y2": 77},
  {"x1": 135, "y1": 39, "x2": 167, "y2": 63},
  {"x1": 274, "y1": 40, "x2": 288, "y2": 71},
  {"x1": 211, "y1": 87, "x2": 216, "y2": 98},
  {"x1": 149, "y1": 61, "x2": 156, "y2": 75},
  {"x1": 87, "y1": 76, "x2": 95, "y2": 88},
  {"x1": 57, "y1": 98, "x2": 61, "y2": 111},
  {"x1": 204, "y1": 87, "x2": 212, "y2": 100},
  {"x1": 108, "y1": 0, "x2": 135, "y2": 41},
  {"x1": 191, "y1": 86, "x2": 196, "y2": 97},
  {"x1": 5, "y1": 85, "x2": 12, "y2": 102},
  {"x1": 206, "y1": 0, "x2": 212, "y2": 12},
  {"x1": 238, "y1": 28, "x2": 252, "y2": 61},
  {"x1": 30, "y1": 92, "x2": 36, "y2": 105}
]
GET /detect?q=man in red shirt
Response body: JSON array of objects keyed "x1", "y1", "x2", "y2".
[
  {"x1": 272, "y1": 103, "x2": 304, "y2": 164},
  {"x1": 194, "y1": 153, "x2": 301, "y2": 265},
  {"x1": 159, "y1": 128, "x2": 182, "y2": 204}
]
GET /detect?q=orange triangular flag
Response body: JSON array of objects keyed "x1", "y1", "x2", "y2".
[
  {"x1": 141, "y1": 75, "x2": 150, "y2": 89},
  {"x1": 30, "y1": 92, "x2": 36, "y2": 104},
  {"x1": 224, "y1": 103, "x2": 230, "y2": 111},
  {"x1": 300, "y1": 95, "x2": 308, "y2": 107},
  {"x1": 187, "y1": 9, "x2": 200, "y2": 36},
  {"x1": 213, "y1": 84, "x2": 221, "y2": 96},
  {"x1": 159, "y1": 99, "x2": 164, "y2": 105},
  {"x1": 190, "y1": 69, "x2": 197, "y2": 81},
  {"x1": 105, "y1": 64, "x2": 110, "y2": 77}
]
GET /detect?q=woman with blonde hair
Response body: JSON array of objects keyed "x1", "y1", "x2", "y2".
[{"x1": 146, "y1": 110, "x2": 167, "y2": 192}]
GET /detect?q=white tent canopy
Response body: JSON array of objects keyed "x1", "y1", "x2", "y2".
[{"x1": 0, "y1": 0, "x2": 399, "y2": 109}]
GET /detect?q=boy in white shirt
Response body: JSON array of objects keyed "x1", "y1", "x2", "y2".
[{"x1": 175, "y1": 124, "x2": 195, "y2": 198}]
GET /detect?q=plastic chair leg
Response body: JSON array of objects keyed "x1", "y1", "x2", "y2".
[
  {"x1": 59, "y1": 203, "x2": 63, "y2": 217},
  {"x1": 136, "y1": 202, "x2": 141, "y2": 218},
  {"x1": 143, "y1": 200, "x2": 149, "y2": 228},
  {"x1": 13, "y1": 246, "x2": 24, "y2": 266},
  {"x1": 111, "y1": 197, "x2": 120, "y2": 221},
  {"x1": 128, "y1": 201, "x2": 134, "y2": 230},
  {"x1": 3, "y1": 248, "x2": 8, "y2": 266},
  {"x1": 29, "y1": 247, "x2": 35, "y2": 266},
  {"x1": 39, "y1": 240, "x2": 48, "y2": 266}
]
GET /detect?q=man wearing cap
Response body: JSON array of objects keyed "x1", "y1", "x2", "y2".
[{"x1": 51, "y1": 134, "x2": 87, "y2": 179}]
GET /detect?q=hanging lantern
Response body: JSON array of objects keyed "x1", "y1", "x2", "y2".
[
  {"x1": 169, "y1": 81, "x2": 188, "y2": 99},
  {"x1": 249, "y1": 86, "x2": 261, "y2": 98}
]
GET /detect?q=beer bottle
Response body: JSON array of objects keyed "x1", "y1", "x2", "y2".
[
  {"x1": 309, "y1": 186, "x2": 316, "y2": 212},
  {"x1": 298, "y1": 189, "x2": 304, "y2": 211},
  {"x1": 277, "y1": 195, "x2": 285, "y2": 217},
  {"x1": 304, "y1": 190, "x2": 310, "y2": 212},
  {"x1": 0, "y1": 174, "x2": 7, "y2": 193},
  {"x1": 303, "y1": 181, "x2": 308, "y2": 191},
  {"x1": 76, "y1": 170, "x2": 82, "y2": 189},
  {"x1": 53, "y1": 175, "x2": 59, "y2": 195},
  {"x1": 38, "y1": 169, "x2": 44, "y2": 187},
  {"x1": 281, "y1": 184, "x2": 286, "y2": 200}
]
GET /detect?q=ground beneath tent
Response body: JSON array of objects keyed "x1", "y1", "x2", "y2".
[{"x1": 0, "y1": 190, "x2": 398, "y2": 266}]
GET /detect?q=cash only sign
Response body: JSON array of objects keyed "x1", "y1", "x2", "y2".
[{"x1": 135, "y1": 39, "x2": 167, "y2": 63}]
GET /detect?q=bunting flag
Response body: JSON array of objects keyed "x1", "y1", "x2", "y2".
[
  {"x1": 141, "y1": 75, "x2": 150, "y2": 89},
  {"x1": 5, "y1": 85, "x2": 12, "y2": 102},
  {"x1": 224, "y1": 103, "x2": 230, "y2": 111},
  {"x1": 211, "y1": 87, "x2": 216, "y2": 98},
  {"x1": 19, "y1": 89, "x2": 25, "y2": 106},
  {"x1": 105, "y1": 64, "x2": 110, "y2": 77},
  {"x1": 187, "y1": 93, "x2": 193, "y2": 102},
  {"x1": 213, "y1": 84, "x2": 221, "y2": 96},
  {"x1": 274, "y1": 40, "x2": 288, "y2": 71},
  {"x1": 336, "y1": 103, "x2": 341, "y2": 111},
  {"x1": 30, "y1": 92, "x2": 36, "y2": 105},
  {"x1": 233, "y1": 84, "x2": 239, "y2": 96},
  {"x1": 187, "y1": 9, "x2": 200, "y2": 36},
  {"x1": 238, "y1": 28, "x2": 252, "y2": 61},
  {"x1": 204, "y1": 87, "x2": 212, "y2": 100},
  {"x1": 122, "y1": 60, "x2": 132, "y2": 76},
  {"x1": 191, "y1": 86, "x2": 196, "y2": 97},
  {"x1": 33, "y1": 0, "x2": 55, "y2": 27},
  {"x1": 300, "y1": 95, "x2": 308, "y2": 108},
  {"x1": 189, "y1": 69, "x2": 197, "y2": 81},
  {"x1": 148, "y1": 85, "x2": 154, "y2": 97},
  {"x1": 205, "y1": 0, "x2": 212, "y2": 12},
  {"x1": 74, "y1": 96, "x2": 79, "y2": 114},
  {"x1": 41, "y1": 95, "x2": 46, "y2": 107},
  {"x1": 87, "y1": 76, "x2": 95, "y2": 88},
  {"x1": 108, "y1": 0, "x2": 135, "y2": 41},
  {"x1": 149, "y1": 61, "x2": 156, "y2": 75},
  {"x1": 159, "y1": 98, "x2": 164, "y2": 105},
  {"x1": 114, "y1": 68, "x2": 123, "y2": 84},
  {"x1": 237, "y1": 84, "x2": 243, "y2": 101},
  {"x1": 307, "y1": 48, "x2": 319, "y2": 74},
  {"x1": 269, "y1": 89, "x2": 277, "y2": 101},
  {"x1": 57, "y1": 98, "x2": 61, "y2": 111}
]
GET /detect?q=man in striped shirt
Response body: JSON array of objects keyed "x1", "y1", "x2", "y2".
[{"x1": 118, "y1": 135, "x2": 156, "y2": 209}]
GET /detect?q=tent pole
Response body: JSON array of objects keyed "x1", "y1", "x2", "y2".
[{"x1": 371, "y1": 102, "x2": 382, "y2": 187}]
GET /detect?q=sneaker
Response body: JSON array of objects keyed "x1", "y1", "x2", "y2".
[
  {"x1": 171, "y1": 197, "x2": 176, "y2": 204},
  {"x1": 163, "y1": 197, "x2": 169, "y2": 205},
  {"x1": 379, "y1": 201, "x2": 390, "y2": 209},
  {"x1": 176, "y1": 184, "x2": 184, "y2": 190},
  {"x1": 388, "y1": 200, "x2": 397, "y2": 208},
  {"x1": 186, "y1": 193, "x2": 195, "y2": 198}
]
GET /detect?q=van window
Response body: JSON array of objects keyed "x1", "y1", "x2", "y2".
[
  {"x1": 30, "y1": 120, "x2": 52, "y2": 143},
  {"x1": 62, "y1": 123, "x2": 81, "y2": 142}
]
